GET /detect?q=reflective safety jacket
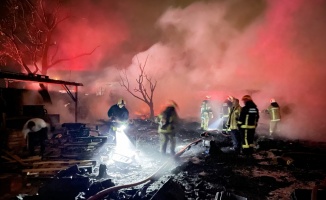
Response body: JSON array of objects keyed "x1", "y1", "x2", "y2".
[
  {"x1": 237, "y1": 100, "x2": 259, "y2": 129},
  {"x1": 158, "y1": 106, "x2": 179, "y2": 133},
  {"x1": 267, "y1": 103, "x2": 281, "y2": 121},
  {"x1": 220, "y1": 100, "x2": 233, "y2": 119},
  {"x1": 227, "y1": 105, "x2": 241, "y2": 130},
  {"x1": 201, "y1": 101, "x2": 213, "y2": 119}
]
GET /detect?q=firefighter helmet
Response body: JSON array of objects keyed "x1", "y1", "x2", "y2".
[
  {"x1": 270, "y1": 98, "x2": 276, "y2": 103},
  {"x1": 170, "y1": 100, "x2": 179, "y2": 109},
  {"x1": 117, "y1": 98, "x2": 126, "y2": 105},
  {"x1": 241, "y1": 95, "x2": 252, "y2": 102}
]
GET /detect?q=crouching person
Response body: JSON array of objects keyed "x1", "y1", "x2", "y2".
[
  {"x1": 22, "y1": 118, "x2": 50, "y2": 157},
  {"x1": 157, "y1": 101, "x2": 179, "y2": 156}
]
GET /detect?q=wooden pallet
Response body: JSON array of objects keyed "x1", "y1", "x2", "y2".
[{"x1": 23, "y1": 159, "x2": 97, "y2": 175}]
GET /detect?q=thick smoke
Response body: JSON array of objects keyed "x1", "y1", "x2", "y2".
[
  {"x1": 145, "y1": 0, "x2": 326, "y2": 141},
  {"x1": 44, "y1": 0, "x2": 326, "y2": 141}
]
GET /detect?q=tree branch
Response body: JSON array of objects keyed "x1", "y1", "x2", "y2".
[
  {"x1": 119, "y1": 55, "x2": 156, "y2": 114},
  {"x1": 119, "y1": 69, "x2": 147, "y2": 103},
  {"x1": 48, "y1": 45, "x2": 100, "y2": 68},
  {"x1": 50, "y1": 43, "x2": 59, "y2": 63}
]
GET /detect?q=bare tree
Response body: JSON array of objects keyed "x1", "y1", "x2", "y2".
[
  {"x1": 119, "y1": 56, "x2": 157, "y2": 119},
  {"x1": 0, "y1": 0, "x2": 98, "y2": 75}
]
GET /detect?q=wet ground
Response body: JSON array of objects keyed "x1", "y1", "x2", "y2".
[
  {"x1": 1, "y1": 119, "x2": 326, "y2": 199},
  {"x1": 111, "y1": 119, "x2": 326, "y2": 200}
]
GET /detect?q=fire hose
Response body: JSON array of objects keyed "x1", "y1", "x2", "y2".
[{"x1": 87, "y1": 138, "x2": 203, "y2": 200}]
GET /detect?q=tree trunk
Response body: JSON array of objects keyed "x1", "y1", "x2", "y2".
[
  {"x1": 149, "y1": 102, "x2": 155, "y2": 119},
  {"x1": 41, "y1": 31, "x2": 53, "y2": 75}
]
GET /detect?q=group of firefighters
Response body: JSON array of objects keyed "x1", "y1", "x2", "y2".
[
  {"x1": 107, "y1": 98, "x2": 179, "y2": 157},
  {"x1": 200, "y1": 95, "x2": 281, "y2": 155},
  {"x1": 21, "y1": 95, "x2": 280, "y2": 158}
]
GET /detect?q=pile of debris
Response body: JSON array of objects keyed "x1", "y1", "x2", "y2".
[{"x1": 1, "y1": 119, "x2": 326, "y2": 200}]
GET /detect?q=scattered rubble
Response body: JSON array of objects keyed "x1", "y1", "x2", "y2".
[{"x1": 1, "y1": 119, "x2": 326, "y2": 200}]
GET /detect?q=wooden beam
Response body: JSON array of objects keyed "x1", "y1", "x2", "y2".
[
  {"x1": 0, "y1": 71, "x2": 83, "y2": 86},
  {"x1": 22, "y1": 167, "x2": 67, "y2": 173},
  {"x1": 2, "y1": 150, "x2": 27, "y2": 166},
  {"x1": 33, "y1": 160, "x2": 96, "y2": 166}
]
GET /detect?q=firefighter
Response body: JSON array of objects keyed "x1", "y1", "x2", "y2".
[
  {"x1": 200, "y1": 100, "x2": 213, "y2": 131},
  {"x1": 237, "y1": 95, "x2": 259, "y2": 155},
  {"x1": 220, "y1": 96, "x2": 233, "y2": 134},
  {"x1": 265, "y1": 98, "x2": 281, "y2": 136},
  {"x1": 22, "y1": 118, "x2": 50, "y2": 157},
  {"x1": 226, "y1": 98, "x2": 242, "y2": 153},
  {"x1": 107, "y1": 98, "x2": 129, "y2": 144},
  {"x1": 157, "y1": 101, "x2": 179, "y2": 156}
]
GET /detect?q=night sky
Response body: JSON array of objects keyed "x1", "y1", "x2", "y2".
[{"x1": 1, "y1": 0, "x2": 326, "y2": 142}]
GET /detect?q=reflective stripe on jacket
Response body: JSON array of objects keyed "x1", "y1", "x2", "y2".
[
  {"x1": 227, "y1": 105, "x2": 241, "y2": 130},
  {"x1": 221, "y1": 100, "x2": 232, "y2": 118},
  {"x1": 237, "y1": 101, "x2": 259, "y2": 129},
  {"x1": 268, "y1": 105, "x2": 281, "y2": 121},
  {"x1": 201, "y1": 109, "x2": 213, "y2": 119}
]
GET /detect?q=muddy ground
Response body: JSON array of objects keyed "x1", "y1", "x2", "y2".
[{"x1": 1, "y1": 119, "x2": 326, "y2": 200}]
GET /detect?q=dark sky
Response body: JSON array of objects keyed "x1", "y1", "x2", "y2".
[{"x1": 2, "y1": 0, "x2": 326, "y2": 141}]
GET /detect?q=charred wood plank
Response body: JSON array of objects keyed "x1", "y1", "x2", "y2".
[
  {"x1": 2, "y1": 150, "x2": 28, "y2": 166},
  {"x1": 33, "y1": 160, "x2": 96, "y2": 166}
]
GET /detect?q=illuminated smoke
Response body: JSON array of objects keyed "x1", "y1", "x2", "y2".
[
  {"x1": 6, "y1": 0, "x2": 326, "y2": 141},
  {"x1": 115, "y1": 0, "x2": 326, "y2": 142}
]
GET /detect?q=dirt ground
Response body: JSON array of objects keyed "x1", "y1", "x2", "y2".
[{"x1": 1, "y1": 119, "x2": 326, "y2": 200}]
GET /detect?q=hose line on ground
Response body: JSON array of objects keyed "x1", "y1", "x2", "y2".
[{"x1": 87, "y1": 138, "x2": 203, "y2": 200}]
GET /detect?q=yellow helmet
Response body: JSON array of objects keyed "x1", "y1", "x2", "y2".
[{"x1": 117, "y1": 98, "x2": 126, "y2": 105}]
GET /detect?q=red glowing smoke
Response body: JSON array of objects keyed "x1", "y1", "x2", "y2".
[
  {"x1": 24, "y1": 0, "x2": 326, "y2": 142},
  {"x1": 49, "y1": 0, "x2": 130, "y2": 72}
]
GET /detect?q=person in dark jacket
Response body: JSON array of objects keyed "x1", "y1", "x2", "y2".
[
  {"x1": 237, "y1": 95, "x2": 259, "y2": 155},
  {"x1": 107, "y1": 98, "x2": 129, "y2": 144},
  {"x1": 157, "y1": 101, "x2": 179, "y2": 156}
]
